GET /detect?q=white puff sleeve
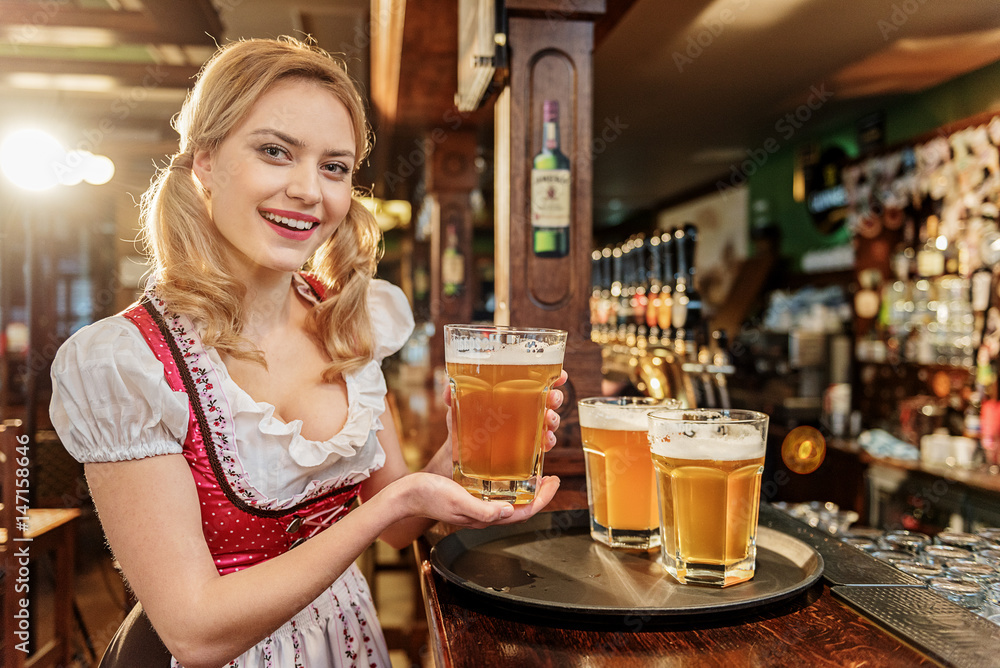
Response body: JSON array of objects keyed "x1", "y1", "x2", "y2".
[
  {"x1": 369, "y1": 279, "x2": 415, "y2": 362},
  {"x1": 49, "y1": 317, "x2": 189, "y2": 463}
]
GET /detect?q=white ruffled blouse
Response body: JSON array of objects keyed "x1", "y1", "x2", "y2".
[{"x1": 50, "y1": 276, "x2": 413, "y2": 668}]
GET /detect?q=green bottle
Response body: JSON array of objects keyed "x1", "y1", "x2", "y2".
[{"x1": 531, "y1": 100, "x2": 571, "y2": 257}]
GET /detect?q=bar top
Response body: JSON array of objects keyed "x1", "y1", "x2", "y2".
[{"x1": 416, "y1": 490, "x2": 1000, "y2": 668}]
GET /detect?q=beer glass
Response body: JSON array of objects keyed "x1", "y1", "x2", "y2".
[
  {"x1": 445, "y1": 324, "x2": 567, "y2": 504},
  {"x1": 578, "y1": 396, "x2": 679, "y2": 550},
  {"x1": 647, "y1": 408, "x2": 768, "y2": 587}
]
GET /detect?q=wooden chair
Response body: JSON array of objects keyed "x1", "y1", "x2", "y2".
[{"x1": 1, "y1": 421, "x2": 81, "y2": 668}]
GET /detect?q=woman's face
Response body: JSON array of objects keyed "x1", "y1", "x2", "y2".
[{"x1": 193, "y1": 78, "x2": 357, "y2": 280}]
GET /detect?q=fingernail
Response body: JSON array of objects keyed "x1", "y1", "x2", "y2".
[{"x1": 500, "y1": 505, "x2": 514, "y2": 519}]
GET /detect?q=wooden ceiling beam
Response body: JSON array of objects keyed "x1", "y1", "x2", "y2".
[
  {"x1": 0, "y1": 0, "x2": 221, "y2": 46},
  {"x1": 0, "y1": 56, "x2": 200, "y2": 89},
  {"x1": 0, "y1": 4, "x2": 157, "y2": 33}
]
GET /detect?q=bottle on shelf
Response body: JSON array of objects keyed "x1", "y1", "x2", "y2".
[
  {"x1": 916, "y1": 213, "x2": 945, "y2": 278},
  {"x1": 891, "y1": 214, "x2": 918, "y2": 282},
  {"x1": 531, "y1": 99, "x2": 571, "y2": 258},
  {"x1": 442, "y1": 223, "x2": 464, "y2": 297}
]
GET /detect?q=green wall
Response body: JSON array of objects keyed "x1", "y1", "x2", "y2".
[{"x1": 749, "y1": 58, "x2": 1000, "y2": 266}]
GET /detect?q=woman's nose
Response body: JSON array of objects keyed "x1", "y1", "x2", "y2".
[{"x1": 285, "y1": 163, "x2": 321, "y2": 205}]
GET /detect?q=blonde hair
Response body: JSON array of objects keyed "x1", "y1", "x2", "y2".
[{"x1": 140, "y1": 37, "x2": 381, "y2": 379}]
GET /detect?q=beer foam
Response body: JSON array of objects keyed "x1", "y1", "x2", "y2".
[
  {"x1": 579, "y1": 404, "x2": 653, "y2": 431},
  {"x1": 649, "y1": 423, "x2": 765, "y2": 461},
  {"x1": 446, "y1": 338, "x2": 565, "y2": 365}
]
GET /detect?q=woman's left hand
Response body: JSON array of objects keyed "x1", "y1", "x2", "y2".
[{"x1": 540, "y1": 370, "x2": 568, "y2": 452}]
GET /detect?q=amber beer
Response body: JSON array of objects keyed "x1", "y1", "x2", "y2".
[
  {"x1": 648, "y1": 409, "x2": 768, "y2": 587},
  {"x1": 579, "y1": 397, "x2": 677, "y2": 550},
  {"x1": 445, "y1": 325, "x2": 566, "y2": 504}
]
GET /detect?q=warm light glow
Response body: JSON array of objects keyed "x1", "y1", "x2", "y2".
[
  {"x1": 0, "y1": 129, "x2": 67, "y2": 191},
  {"x1": 359, "y1": 196, "x2": 412, "y2": 230},
  {"x1": 0, "y1": 130, "x2": 116, "y2": 190},
  {"x1": 691, "y1": 0, "x2": 806, "y2": 31},
  {"x1": 83, "y1": 153, "x2": 115, "y2": 185},
  {"x1": 7, "y1": 72, "x2": 118, "y2": 92}
]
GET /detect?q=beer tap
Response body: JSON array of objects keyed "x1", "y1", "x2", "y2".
[
  {"x1": 697, "y1": 343, "x2": 718, "y2": 409},
  {"x1": 682, "y1": 223, "x2": 704, "y2": 347},
  {"x1": 610, "y1": 246, "x2": 623, "y2": 344},
  {"x1": 632, "y1": 236, "x2": 648, "y2": 345},
  {"x1": 672, "y1": 226, "x2": 691, "y2": 341},
  {"x1": 590, "y1": 250, "x2": 602, "y2": 343},
  {"x1": 658, "y1": 230, "x2": 676, "y2": 343},
  {"x1": 711, "y1": 330, "x2": 732, "y2": 409},
  {"x1": 621, "y1": 240, "x2": 636, "y2": 347},
  {"x1": 599, "y1": 247, "x2": 613, "y2": 343},
  {"x1": 646, "y1": 235, "x2": 662, "y2": 346}
]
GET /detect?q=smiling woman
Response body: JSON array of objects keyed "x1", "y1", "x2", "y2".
[{"x1": 47, "y1": 37, "x2": 566, "y2": 668}]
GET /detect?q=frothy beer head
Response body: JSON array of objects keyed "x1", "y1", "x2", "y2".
[
  {"x1": 445, "y1": 325, "x2": 566, "y2": 365},
  {"x1": 578, "y1": 397, "x2": 672, "y2": 431},
  {"x1": 648, "y1": 409, "x2": 767, "y2": 461}
]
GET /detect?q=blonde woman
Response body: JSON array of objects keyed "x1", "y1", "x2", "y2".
[{"x1": 50, "y1": 37, "x2": 563, "y2": 668}]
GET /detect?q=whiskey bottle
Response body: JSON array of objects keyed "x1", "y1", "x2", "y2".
[{"x1": 531, "y1": 100, "x2": 571, "y2": 257}]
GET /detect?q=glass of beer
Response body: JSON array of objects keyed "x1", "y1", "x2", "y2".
[
  {"x1": 578, "y1": 396, "x2": 679, "y2": 550},
  {"x1": 445, "y1": 324, "x2": 567, "y2": 504},
  {"x1": 647, "y1": 408, "x2": 768, "y2": 587}
]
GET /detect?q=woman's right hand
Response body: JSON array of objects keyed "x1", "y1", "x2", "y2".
[{"x1": 395, "y1": 471, "x2": 560, "y2": 529}]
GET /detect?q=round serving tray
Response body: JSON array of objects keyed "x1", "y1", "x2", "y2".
[{"x1": 430, "y1": 509, "x2": 824, "y2": 623}]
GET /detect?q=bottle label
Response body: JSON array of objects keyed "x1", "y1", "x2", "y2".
[
  {"x1": 531, "y1": 168, "x2": 571, "y2": 229},
  {"x1": 442, "y1": 250, "x2": 464, "y2": 295}
]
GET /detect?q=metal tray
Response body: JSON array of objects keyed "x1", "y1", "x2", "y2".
[{"x1": 430, "y1": 509, "x2": 824, "y2": 623}]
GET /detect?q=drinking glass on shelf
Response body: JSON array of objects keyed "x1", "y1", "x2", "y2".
[
  {"x1": 444, "y1": 324, "x2": 567, "y2": 504},
  {"x1": 881, "y1": 530, "x2": 930, "y2": 555},
  {"x1": 936, "y1": 531, "x2": 988, "y2": 552},
  {"x1": 922, "y1": 544, "x2": 974, "y2": 566},
  {"x1": 578, "y1": 396, "x2": 679, "y2": 550},
  {"x1": 647, "y1": 408, "x2": 768, "y2": 587}
]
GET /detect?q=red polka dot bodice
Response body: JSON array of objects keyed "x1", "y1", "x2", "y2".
[{"x1": 122, "y1": 279, "x2": 359, "y2": 575}]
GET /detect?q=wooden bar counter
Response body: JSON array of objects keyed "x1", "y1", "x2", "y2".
[
  {"x1": 389, "y1": 373, "x2": 1000, "y2": 667},
  {"x1": 413, "y1": 486, "x2": 942, "y2": 668}
]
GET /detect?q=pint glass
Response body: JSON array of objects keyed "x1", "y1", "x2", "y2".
[
  {"x1": 647, "y1": 408, "x2": 768, "y2": 587},
  {"x1": 578, "y1": 397, "x2": 679, "y2": 550},
  {"x1": 445, "y1": 325, "x2": 567, "y2": 504}
]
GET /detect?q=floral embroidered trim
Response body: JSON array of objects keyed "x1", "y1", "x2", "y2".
[{"x1": 139, "y1": 291, "x2": 354, "y2": 516}]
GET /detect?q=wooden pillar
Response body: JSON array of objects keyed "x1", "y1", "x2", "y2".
[
  {"x1": 495, "y1": 1, "x2": 605, "y2": 475},
  {"x1": 428, "y1": 130, "x2": 477, "y2": 372}
]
